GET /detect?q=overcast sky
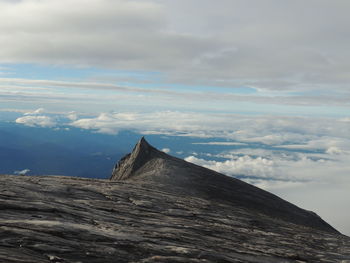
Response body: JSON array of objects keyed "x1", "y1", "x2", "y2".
[
  {"x1": 0, "y1": 0, "x2": 350, "y2": 235},
  {"x1": 1, "y1": 0, "x2": 350, "y2": 112}
]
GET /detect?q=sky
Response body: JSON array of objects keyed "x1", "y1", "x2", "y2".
[{"x1": 0, "y1": 0, "x2": 350, "y2": 235}]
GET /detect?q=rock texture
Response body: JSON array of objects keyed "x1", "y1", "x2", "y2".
[{"x1": 0, "y1": 138, "x2": 350, "y2": 262}]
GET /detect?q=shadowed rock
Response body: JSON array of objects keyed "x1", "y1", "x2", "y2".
[{"x1": 111, "y1": 137, "x2": 159, "y2": 181}]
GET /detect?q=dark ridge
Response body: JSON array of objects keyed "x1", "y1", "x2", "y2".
[{"x1": 110, "y1": 137, "x2": 339, "y2": 234}]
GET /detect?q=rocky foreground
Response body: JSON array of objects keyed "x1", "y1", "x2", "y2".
[{"x1": 0, "y1": 138, "x2": 350, "y2": 262}]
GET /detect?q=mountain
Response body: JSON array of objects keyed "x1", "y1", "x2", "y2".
[
  {"x1": 0, "y1": 138, "x2": 349, "y2": 262},
  {"x1": 111, "y1": 137, "x2": 337, "y2": 233}
]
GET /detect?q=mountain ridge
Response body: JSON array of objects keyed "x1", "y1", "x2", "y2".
[{"x1": 111, "y1": 137, "x2": 338, "y2": 234}]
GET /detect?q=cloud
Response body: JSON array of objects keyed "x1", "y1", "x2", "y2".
[
  {"x1": 14, "y1": 107, "x2": 57, "y2": 127},
  {"x1": 70, "y1": 111, "x2": 215, "y2": 135},
  {"x1": 161, "y1": 148, "x2": 171, "y2": 153},
  {"x1": 24, "y1": 107, "x2": 45, "y2": 115},
  {"x1": 1, "y1": 0, "x2": 350, "y2": 96},
  {"x1": 0, "y1": 108, "x2": 28, "y2": 113},
  {"x1": 14, "y1": 169, "x2": 30, "y2": 175},
  {"x1": 66, "y1": 111, "x2": 78, "y2": 121},
  {"x1": 15, "y1": 115, "x2": 56, "y2": 127},
  {"x1": 199, "y1": 147, "x2": 350, "y2": 182},
  {"x1": 1, "y1": 77, "x2": 350, "y2": 110},
  {"x1": 71, "y1": 113, "x2": 121, "y2": 134},
  {"x1": 0, "y1": 0, "x2": 223, "y2": 71},
  {"x1": 69, "y1": 111, "x2": 350, "y2": 147},
  {"x1": 275, "y1": 137, "x2": 350, "y2": 154},
  {"x1": 185, "y1": 155, "x2": 276, "y2": 178},
  {"x1": 326, "y1": 146, "x2": 343, "y2": 155},
  {"x1": 192, "y1": 142, "x2": 246, "y2": 146}
]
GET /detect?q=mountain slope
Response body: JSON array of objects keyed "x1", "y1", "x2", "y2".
[{"x1": 111, "y1": 137, "x2": 337, "y2": 233}]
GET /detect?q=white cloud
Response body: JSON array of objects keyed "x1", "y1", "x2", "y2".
[
  {"x1": 69, "y1": 111, "x2": 350, "y2": 148},
  {"x1": 276, "y1": 137, "x2": 350, "y2": 154},
  {"x1": 66, "y1": 111, "x2": 78, "y2": 121},
  {"x1": 1, "y1": 78, "x2": 350, "y2": 110},
  {"x1": 15, "y1": 115, "x2": 56, "y2": 127},
  {"x1": 0, "y1": 108, "x2": 29, "y2": 113},
  {"x1": 326, "y1": 146, "x2": 343, "y2": 155},
  {"x1": 192, "y1": 142, "x2": 246, "y2": 146},
  {"x1": 340, "y1": 117, "x2": 350, "y2": 122},
  {"x1": 71, "y1": 113, "x2": 121, "y2": 134},
  {"x1": 161, "y1": 148, "x2": 171, "y2": 153},
  {"x1": 186, "y1": 149, "x2": 350, "y2": 183},
  {"x1": 14, "y1": 169, "x2": 30, "y2": 175},
  {"x1": 0, "y1": 0, "x2": 223, "y2": 72},
  {"x1": 24, "y1": 108, "x2": 45, "y2": 115},
  {"x1": 185, "y1": 155, "x2": 276, "y2": 178},
  {"x1": 70, "y1": 111, "x2": 220, "y2": 135}
]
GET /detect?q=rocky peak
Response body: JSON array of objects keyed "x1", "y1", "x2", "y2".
[{"x1": 111, "y1": 137, "x2": 164, "y2": 181}]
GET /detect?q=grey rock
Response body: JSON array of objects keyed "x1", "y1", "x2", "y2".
[{"x1": 0, "y1": 137, "x2": 349, "y2": 262}]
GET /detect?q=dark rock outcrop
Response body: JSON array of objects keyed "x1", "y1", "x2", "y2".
[
  {"x1": 111, "y1": 137, "x2": 158, "y2": 181},
  {"x1": 0, "y1": 138, "x2": 349, "y2": 262}
]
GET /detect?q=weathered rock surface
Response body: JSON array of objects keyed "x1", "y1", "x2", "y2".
[{"x1": 0, "y1": 138, "x2": 349, "y2": 262}]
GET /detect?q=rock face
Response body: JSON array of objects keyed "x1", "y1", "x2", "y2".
[{"x1": 0, "y1": 137, "x2": 349, "y2": 262}]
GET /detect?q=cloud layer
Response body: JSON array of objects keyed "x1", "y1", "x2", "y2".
[
  {"x1": 1, "y1": 77, "x2": 349, "y2": 113},
  {"x1": 1, "y1": 0, "x2": 350, "y2": 95},
  {"x1": 68, "y1": 111, "x2": 350, "y2": 147}
]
